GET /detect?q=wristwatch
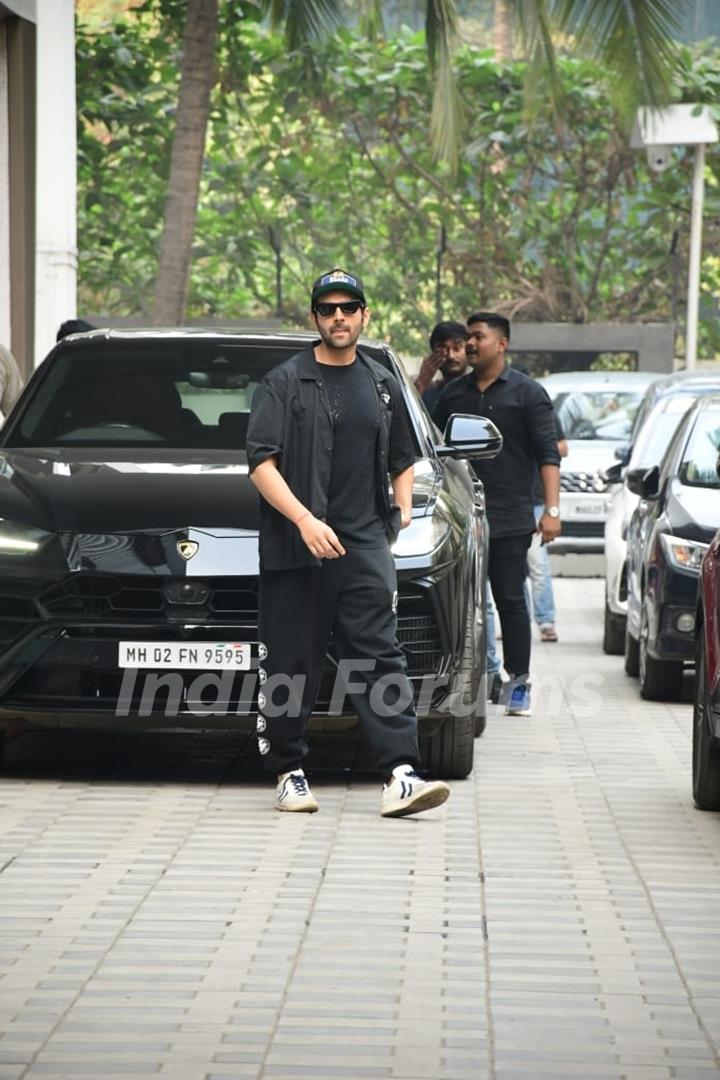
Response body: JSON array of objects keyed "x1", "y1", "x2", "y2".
[{"x1": 544, "y1": 506, "x2": 560, "y2": 519}]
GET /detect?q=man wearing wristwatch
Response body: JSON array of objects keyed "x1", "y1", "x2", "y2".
[{"x1": 432, "y1": 312, "x2": 561, "y2": 716}]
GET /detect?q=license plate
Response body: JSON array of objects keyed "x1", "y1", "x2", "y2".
[
  {"x1": 118, "y1": 641, "x2": 251, "y2": 670},
  {"x1": 561, "y1": 497, "x2": 607, "y2": 520}
]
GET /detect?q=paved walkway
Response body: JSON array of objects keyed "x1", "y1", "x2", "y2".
[{"x1": 0, "y1": 579, "x2": 719, "y2": 1079}]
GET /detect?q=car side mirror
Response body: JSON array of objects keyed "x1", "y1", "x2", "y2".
[
  {"x1": 604, "y1": 461, "x2": 624, "y2": 485},
  {"x1": 626, "y1": 464, "x2": 659, "y2": 499},
  {"x1": 615, "y1": 443, "x2": 631, "y2": 466},
  {"x1": 436, "y1": 414, "x2": 503, "y2": 461}
]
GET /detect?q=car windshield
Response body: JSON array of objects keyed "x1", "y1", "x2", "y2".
[
  {"x1": 678, "y1": 409, "x2": 720, "y2": 489},
  {"x1": 628, "y1": 394, "x2": 696, "y2": 470},
  {"x1": 3, "y1": 339, "x2": 415, "y2": 453},
  {"x1": 552, "y1": 389, "x2": 645, "y2": 441}
]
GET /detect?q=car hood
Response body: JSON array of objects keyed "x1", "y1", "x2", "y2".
[
  {"x1": 0, "y1": 448, "x2": 262, "y2": 532},
  {"x1": 0, "y1": 447, "x2": 438, "y2": 533},
  {"x1": 563, "y1": 441, "x2": 623, "y2": 474}
]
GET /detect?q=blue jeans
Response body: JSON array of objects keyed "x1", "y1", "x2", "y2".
[
  {"x1": 525, "y1": 504, "x2": 555, "y2": 626},
  {"x1": 486, "y1": 598, "x2": 501, "y2": 675}
]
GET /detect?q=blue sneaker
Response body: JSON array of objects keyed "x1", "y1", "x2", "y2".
[{"x1": 505, "y1": 677, "x2": 531, "y2": 716}]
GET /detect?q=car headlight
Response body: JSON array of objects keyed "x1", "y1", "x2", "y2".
[
  {"x1": 392, "y1": 516, "x2": 451, "y2": 557},
  {"x1": 0, "y1": 518, "x2": 52, "y2": 554},
  {"x1": 660, "y1": 534, "x2": 709, "y2": 574}
]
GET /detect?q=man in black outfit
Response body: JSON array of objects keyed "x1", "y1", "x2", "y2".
[
  {"x1": 246, "y1": 269, "x2": 450, "y2": 816},
  {"x1": 414, "y1": 320, "x2": 469, "y2": 413},
  {"x1": 432, "y1": 312, "x2": 561, "y2": 716}
]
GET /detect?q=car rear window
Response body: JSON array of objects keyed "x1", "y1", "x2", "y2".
[{"x1": 552, "y1": 389, "x2": 645, "y2": 441}]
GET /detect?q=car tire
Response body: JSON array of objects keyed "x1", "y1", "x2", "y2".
[
  {"x1": 639, "y1": 605, "x2": 683, "y2": 701},
  {"x1": 474, "y1": 674, "x2": 487, "y2": 738},
  {"x1": 693, "y1": 634, "x2": 720, "y2": 811},
  {"x1": 468, "y1": 599, "x2": 487, "y2": 737},
  {"x1": 624, "y1": 625, "x2": 640, "y2": 677},
  {"x1": 420, "y1": 602, "x2": 478, "y2": 777},
  {"x1": 603, "y1": 596, "x2": 625, "y2": 655},
  {"x1": 420, "y1": 712, "x2": 474, "y2": 780}
]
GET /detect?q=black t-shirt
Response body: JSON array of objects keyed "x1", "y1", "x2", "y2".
[
  {"x1": 432, "y1": 366, "x2": 560, "y2": 538},
  {"x1": 318, "y1": 359, "x2": 387, "y2": 547}
]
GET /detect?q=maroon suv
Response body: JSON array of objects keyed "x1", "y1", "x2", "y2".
[{"x1": 694, "y1": 526, "x2": 720, "y2": 809}]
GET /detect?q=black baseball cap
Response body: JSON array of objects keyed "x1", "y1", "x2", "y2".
[{"x1": 311, "y1": 268, "x2": 366, "y2": 307}]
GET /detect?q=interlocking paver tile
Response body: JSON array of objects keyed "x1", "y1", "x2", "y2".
[{"x1": 2, "y1": 580, "x2": 720, "y2": 1077}]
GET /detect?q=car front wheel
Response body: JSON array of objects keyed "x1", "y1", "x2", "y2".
[
  {"x1": 603, "y1": 594, "x2": 625, "y2": 655},
  {"x1": 639, "y1": 605, "x2": 683, "y2": 700},
  {"x1": 420, "y1": 602, "x2": 478, "y2": 778},
  {"x1": 693, "y1": 633, "x2": 720, "y2": 811},
  {"x1": 624, "y1": 624, "x2": 639, "y2": 677}
]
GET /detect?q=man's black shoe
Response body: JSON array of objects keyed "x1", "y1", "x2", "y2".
[{"x1": 488, "y1": 672, "x2": 503, "y2": 705}]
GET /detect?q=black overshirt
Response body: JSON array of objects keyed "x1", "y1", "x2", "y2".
[
  {"x1": 432, "y1": 365, "x2": 560, "y2": 538},
  {"x1": 247, "y1": 345, "x2": 415, "y2": 570}
]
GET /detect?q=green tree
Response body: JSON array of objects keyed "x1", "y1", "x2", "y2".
[
  {"x1": 146, "y1": 0, "x2": 688, "y2": 322},
  {"x1": 76, "y1": 24, "x2": 719, "y2": 357}
]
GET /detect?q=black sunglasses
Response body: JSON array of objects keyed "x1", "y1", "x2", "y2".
[{"x1": 314, "y1": 300, "x2": 364, "y2": 317}]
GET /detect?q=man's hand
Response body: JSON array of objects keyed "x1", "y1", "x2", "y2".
[
  {"x1": 297, "y1": 514, "x2": 346, "y2": 559},
  {"x1": 414, "y1": 347, "x2": 446, "y2": 394},
  {"x1": 538, "y1": 512, "x2": 561, "y2": 545},
  {"x1": 400, "y1": 507, "x2": 412, "y2": 529}
]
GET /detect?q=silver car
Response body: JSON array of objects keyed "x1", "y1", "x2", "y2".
[
  {"x1": 538, "y1": 371, "x2": 657, "y2": 554},
  {"x1": 602, "y1": 369, "x2": 720, "y2": 653}
]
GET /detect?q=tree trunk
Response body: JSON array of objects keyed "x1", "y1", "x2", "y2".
[
  {"x1": 152, "y1": 0, "x2": 218, "y2": 325},
  {"x1": 494, "y1": 0, "x2": 512, "y2": 61}
]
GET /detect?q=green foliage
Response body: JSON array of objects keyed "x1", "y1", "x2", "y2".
[{"x1": 76, "y1": 10, "x2": 720, "y2": 359}]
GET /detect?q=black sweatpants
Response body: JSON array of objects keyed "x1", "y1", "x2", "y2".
[
  {"x1": 257, "y1": 544, "x2": 421, "y2": 777},
  {"x1": 487, "y1": 532, "x2": 533, "y2": 677}
]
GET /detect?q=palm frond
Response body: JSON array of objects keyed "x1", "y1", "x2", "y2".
[
  {"x1": 263, "y1": 0, "x2": 338, "y2": 51},
  {"x1": 514, "y1": 0, "x2": 565, "y2": 120},
  {"x1": 357, "y1": 0, "x2": 385, "y2": 40},
  {"x1": 426, "y1": 0, "x2": 462, "y2": 169},
  {"x1": 425, "y1": 0, "x2": 459, "y2": 68},
  {"x1": 552, "y1": 0, "x2": 687, "y2": 110}
]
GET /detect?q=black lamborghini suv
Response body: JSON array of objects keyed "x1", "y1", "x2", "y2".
[{"x1": 0, "y1": 330, "x2": 500, "y2": 777}]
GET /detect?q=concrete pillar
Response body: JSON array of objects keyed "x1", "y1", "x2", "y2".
[{"x1": 34, "y1": 0, "x2": 75, "y2": 366}]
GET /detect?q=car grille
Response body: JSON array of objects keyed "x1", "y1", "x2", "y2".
[
  {"x1": 38, "y1": 574, "x2": 259, "y2": 623},
  {"x1": 561, "y1": 521, "x2": 605, "y2": 538},
  {"x1": 0, "y1": 594, "x2": 40, "y2": 657},
  {"x1": 33, "y1": 573, "x2": 443, "y2": 675},
  {"x1": 561, "y1": 472, "x2": 608, "y2": 494},
  {"x1": 397, "y1": 590, "x2": 443, "y2": 675}
]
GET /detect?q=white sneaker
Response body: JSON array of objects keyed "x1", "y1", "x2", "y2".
[
  {"x1": 381, "y1": 765, "x2": 450, "y2": 818},
  {"x1": 504, "y1": 677, "x2": 532, "y2": 716},
  {"x1": 276, "y1": 769, "x2": 319, "y2": 813}
]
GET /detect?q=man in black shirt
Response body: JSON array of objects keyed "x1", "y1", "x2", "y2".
[
  {"x1": 414, "y1": 320, "x2": 469, "y2": 414},
  {"x1": 247, "y1": 269, "x2": 450, "y2": 817},
  {"x1": 433, "y1": 312, "x2": 561, "y2": 716}
]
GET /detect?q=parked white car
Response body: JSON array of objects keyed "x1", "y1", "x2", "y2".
[
  {"x1": 538, "y1": 371, "x2": 656, "y2": 553},
  {"x1": 603, "y1": 370, "x2": 720, "y2": 653}
]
